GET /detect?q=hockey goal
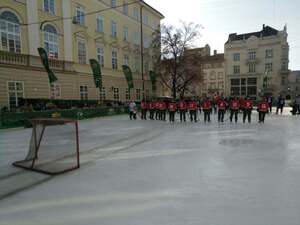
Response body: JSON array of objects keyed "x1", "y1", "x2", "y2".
[{"x1": 13, "y1": 118, "x2": 80, "y2": 175}]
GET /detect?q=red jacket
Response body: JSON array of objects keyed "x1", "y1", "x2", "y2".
[
  {"x1": 141, "y1": 101, "x2": 147, "y2": 109},
  {"x1": 159, "y1": 102, "x2": 166, "y2": 110},
  {"x1": 218, "y1": 100, "x2": 226, "y2": 110},
  {"x1": 230, "y1": 100, "x2": 240, "y2": 110},
  {"x1": 202, "y1": 100, "x2": 212, "y2": 109},
  {"x1": 244, "y1": 100, "x2": 253, "y2": 109},
  {"x1": 149, "y1": 102, "x2": 155, "y2": 110},
  {"x1": 189, "y1": 101, "x2": 198, "y2": 110},
  {"x1": 239, "y1": 98, "x2": 246, "y2": 108},
  {"x1": 155, "y1": 102, "x2": 160, "y2": 109},
  {"x1": 169, "y1": 102, "x2": 177, "y2": 112},
  {"x1": 178, "y1": 101, "x2": 187, "y2": 110},
  {"x1": 258, "y1": 102, "x2": 268, "y2": 112}
]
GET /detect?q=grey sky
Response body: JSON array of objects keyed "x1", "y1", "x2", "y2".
[{"x1": 146, "y1": 0, "x2": 300, "y2": 70}]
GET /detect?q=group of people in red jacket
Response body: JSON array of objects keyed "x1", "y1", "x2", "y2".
[{"x1": 138, "y1": 95, "x2": 270, "y2": 124}]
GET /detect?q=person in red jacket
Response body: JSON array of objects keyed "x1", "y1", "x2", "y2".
[
  {"x1": 230, "y1": 97, "x2": 240, "y2": 123},
  {"x1": 239, "y1": 96, "x2": 245, "y2": 113},
  {"x1": 217, "y1": 97, "x2": 227, "y2": 122},
  {"x1": 149, "y1": 100, "x2": 155, "y2": 120},
  {"x1": 155, "y1": 100, "x2": 160, "y2": 120},
  {"x1": 140, "y1": 99, "x2": 148, "y2": 120},
  {"x1": 257, "y1": 97, "x2": 269, "y2": 123},
  {"x1": 178, "y1": 98, "x2": 187, "y2": 122},
  {"x1": 159, "y1": 100, "x2": 166, "y2": 121},
  {"x1": 202, "y1": 97, "x2": 212, "y2": 123},
  {"x1": 243, "y1": 96, "x2": 253, "y2": 123},
  {"x1": 168, "y1": 100, "x2": 177, "y2": 123},
  {"x1": 189, "y1": 99, "x2": 198, "y2": 122}
]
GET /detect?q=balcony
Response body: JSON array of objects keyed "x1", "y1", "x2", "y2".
[{"x1": 0, "y1": 51, "x2": 29, "y2": 66}]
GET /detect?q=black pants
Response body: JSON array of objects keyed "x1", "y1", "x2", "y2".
[
  {"x1": 276, "y1": 105, "x2": 284, "y2": 114},
  {"x1": 268, "y1": 103, "x2": 272, "y2": 113},
  {"x1": 149, "y1": 109, "x2": 155, "y2": 120},
  {"x1": 259, "y1": 111, "x2": 266, "y2": 123},
  {"x1": 179, "y1": 110, "x2": 186, "y2": 122},
  {"x1": 159, "y1": 110, "x2": 166, "y2": 121},
  {"x1": 129, "y1": 111, "x2": 136, "y2": 120},
  {"x1": 204, "y1": 109, "x2": 211, "y2": 122},
  {"x1": 243, "y1": 109, "x2": 252, "y2": 123},
  {"x1": 155, "y1": 110, "x2": 159, "y2": 120},
  {"x1": 169, "y1": 111, "x2": 175, "y2": 122},
  {"x1": 218, "y1": 109, "x2": 225, "y2": 122},
  {"x1": 190, "y1": 110, "x2": 197, "y2": 122},
  {"x1": 230, "y1": 109, "x2": 238, "y2": 123},
  {"x1": 141, "y1": 109, "x2": 147, "y2": 120}
]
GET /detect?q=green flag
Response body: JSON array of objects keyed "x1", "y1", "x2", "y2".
[
  {"x1": 263, "y1": 70, "x2": 269, "y2": 88},
  {"x1": 89, "y1": 59, "x2": 102, "y2": 88},
  {"x1": 122, "y1": 65, "x2": 134, "y2": 89},
  {"x1": 37, "y1": 47, "x2": 57, "y2": 83},
  {"x1": 149, "y1": 70, "x2": 156, "y2": 91}
]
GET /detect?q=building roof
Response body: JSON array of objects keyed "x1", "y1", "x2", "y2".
[
  {"x1": 200, "y1": 53, "x2": 225, "y2": 63},
  {"x1": 141, "y1": 1, "x2": 164, "y2": 19},
  {"x1": 291, "y1": 70, "x2": 300, "y2": 76},
  {"x1": 226, "y1": 25, "x2": 279, "y2": 44}
]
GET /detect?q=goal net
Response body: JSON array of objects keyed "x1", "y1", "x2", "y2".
[{"x1": 13, "y1": 118, "x2": 80, "y2": 175}]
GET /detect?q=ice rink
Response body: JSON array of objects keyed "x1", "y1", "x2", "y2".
[{"x1": 0, "y1": 110, "x2": 300, "y2": 225}]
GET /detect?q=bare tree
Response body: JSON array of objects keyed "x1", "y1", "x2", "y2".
[{"x1": 152, "y1": 22, "x2": 203, "y2": 99}]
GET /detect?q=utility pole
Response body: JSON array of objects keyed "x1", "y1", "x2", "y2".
[{"x1": 140, "y1": 5, "x2": 145, "y2": 100}]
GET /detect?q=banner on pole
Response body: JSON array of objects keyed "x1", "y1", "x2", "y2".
[
  {"x1": 89, "y1": 59, "x2": 102, "y2": 89},
  {"x1": 149, "y1": 70, "x2": 156, "y2": 91},
  {"x1": 122, "y1": 65, "x2": 134, "y2": 89},
  {"x1": 37, "y1": 48, "x2": 57, "y2": 83}
]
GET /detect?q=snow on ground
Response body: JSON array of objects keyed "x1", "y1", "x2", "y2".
[{"x1": 0, "y1": 109, "x2": 300, "y2": 225}]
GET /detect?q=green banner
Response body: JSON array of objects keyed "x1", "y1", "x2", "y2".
[
  {"x1": 149, "y1": 70, "x2": 156, "y2": 91},
  {"x1": 89, "y1": 59, "x2": 102, "y2": 88},
  {"x1": 122, "y1": 65, "x2": 134, "y2": 89},
  {"x1": 37, "y1": 48, "x2": 57, "y2": 83}
]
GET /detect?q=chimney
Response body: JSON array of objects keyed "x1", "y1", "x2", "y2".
[
  {"x1": 263, "y1": 24, "x2": 265, "y2": 29},
  {"x1": 214, "y1": 50, "x2": 217, "y2": 55}
]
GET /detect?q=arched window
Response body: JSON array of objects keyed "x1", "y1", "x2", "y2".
[
  {"x1": 43, "y1": 24, "x2": 58, "y2": 58},
  {"x1": 0, "y1": 11, "x2": 21, "y2": 53}
]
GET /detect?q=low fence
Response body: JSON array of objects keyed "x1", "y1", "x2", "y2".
[{"x1": 0, "y1": 106, "x2": 129, "y2": 129}]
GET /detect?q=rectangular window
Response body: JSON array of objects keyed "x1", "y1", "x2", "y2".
[
  {"x1": 111, "y1": 21, "x2": 117, "y2": 37},
  {"x1": 78, "y1": 40, "x2": 86, "y2": 64},
  {"x1": 233, "y1": 53, "x2": 240, "y2": 61},
  {"x1": 112, "y1": 49, "x2": 118, "y2": 69},
  {"x1": 134, "y1": 57, "x2": 140, "y2": 72},
  {"x1": 113, "y1": 88, "x2": 119, "y2": 100},
  {"x1": 80, "y1": 85, "x2": 88, "y2": 100},
  {"x1": 133, "y1": 31, "x2": 139, "y2": 45},
  {"x1": 133, "y1": 7, "x2": 139, "y2": 20},
  {"x1": 248, "y1": 51, "x2": 256, "y2": 60},
  {"x1": 111, "y1": 0, "x2": 116, "y2": 8},
  {"x1": 143, "y1": 14, "x2": 148, "y2": 25},
  {"x1": 266, "y1": 49, "x2": 273, "y2": 58},
  {"x1": 123, "y1": 0, "x2": 128, "y2": 15},
  {"x1": 100, "y1": 87, "x2": 106, "y2": 100},
  {"x1": 136, "y1": 89, "x2": 141, "y2": 100},
  {"x1": 231, "y1": 78, "x2": 240, "y2": 86},
  {"x1": 145, "y1": 89, "x2": 150, "y2": 100},
  {"x1": 75, "y1": 5, "x2": 85, "y2": 26},
  {"x1": 7, "y1": 81, "x2": 24, "y2": 109},
  {"x1": 96, "y1": 15, "x2": 104, "y2": 32},
  {"x1": 50, "y1": 83, "x2": 61, "y2": 99},
  {"x1": 124, "y1": 54, "x2": 129, "y2": 66},
  {"x1": 249, "y1": 63, "x2": 256, "y2": 73},
  {"x1": 233, "y1": 66, "x2": 240, "y2": 74},
  {"x1": 265, "y1": 63, "x2": 273, "y2": 72},
  {"x1": 218, "y1": 72, "x2": 223, "y2": 79},
  {"x1": 97, "y1": 47, "x2": 104, "y2": 67},
  {"x1": 44, "y1": 0, "x2": 55, "y2": 14},
  {"x1": 123, "y1": 26, "x2": 129, "y2": 41},
  {"x1": 218, "y1": 82, "x2": 224, "y2": 89},
  {"x1": 126, "y1": 88, "x2": 130, "y2": 100},
  {"x1": 144, "y1": 61, "x2": 149, "y2": 73}
]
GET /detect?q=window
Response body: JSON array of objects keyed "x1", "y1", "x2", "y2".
[
  {"x1": 0, "y1": 11, "x2": 21, "y2": 53},
  {"x1": 218, "y1": 82, "x2": 224, "y2": 89},
  {"x1": 133, "y1": 31, "x2": 139, "y2": 44},
  {"x1": 126, "y1": 88, "x2": 130, "y2": 100},
  {"x1": 124, "y1": 54, "x2": 129, "y2": 66},
  {"x1": 218, "y1": 72, "x2": 223, "y2": 79},
  {"x1": 43, "y1": 24, "x2": 58, "y2": 58},
  {"x1": 50, "y1": 83, "x2": 61, "y2": 99},
  {"x1": 111, "y1": 0, "x2": 116, "y2": 8},
  {"x1": 123, "y1": 26, "x2": 129, "y2": 41},
  {"x1": 113, "y1": 88, "x2": 119, "y2": 100},
  {"x1": 265, "y1": 63, "x2": 273, "y2": 72},
  {"x1": 233, "y1": 53, "x2": 240, "y2": 61},
  {"x1": 145, "y1": 89, "x2": 150, "y2": 100},
  {"x1": 100, "y1": 87, "x2": 106, "y2": 100},
  {"x1": 233, "y1": 66, "x2": 240, "y2": 74},
  {"x1": 231, "y1": 79, "x2": 240, "y2": 86},
  {"x1": 97, "y1": 47, "x2": 104, "y2": 67},
  {"x1": 152, "y1": 20, "x2": 157, "y2": 30},
  {"x1": 144, "y1": 61, "x2": 149, "y2": 73},
  {"x1": 96, "y1": 15, "x2": 104, "y2": 32},
  {"x1": 78, "y1": 39, "x2": 86, "y2": 64},
  {"x1": 143, "y1": 35, "x2": 150, "y2": 48},
  {"x1": 143, "y1": 14, "x2": 148, "y2": 25},
  {"x1": 281, "y1": 77, "x2": 285, "y2": 85},
  {"x1": 266, "y1": 49, "x2": 273, "y2": 58},
  {"x1": 111, "y1": 21, "x2": 117, "y2": 37},
  {"x1": 249, "y1": 63, "x2": 256, "y2": 73},
  {"x1": 112, "y1": 49, "x2": 118, "y2": 69},
  {"x1": 7, "y1": 81, "x2": 23, "y2": 109},
  {"x1": 136, "y1": 89, "x2": 141, "y2": 100},
  {"x1": 75, "y1": 5, "x2": 85, "y2": 26},
  {"x1": 247, "y1": 78, "x2": 257, "y2": 96},
  {"x1": 133, "y1": 7, "x2": 139, "y2": 20},
  {"x1": 210, "y1": 71, "x2": 216, "y2": 80},
  {"x1": 248, "y1": 51, "x2": 256, "y2": 60},
  {"x1": 80, "y1": 85, "x2": 88, "y2": 100},
  {"x1": 123, "y1": 1, "x2": 128, "y2": 15},
  {"x1": 282, "y1": 61, "x2": 288, "y2": 71},
  {"x1": 44, "y1": 0, "x2": 55, "y2": 14},
  {"x1": 134, "y1": 57, "x2": 140, "y2": 72}
]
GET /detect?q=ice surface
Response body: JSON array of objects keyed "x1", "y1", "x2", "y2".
[{"x1": 0, "y1": 110, "x2": 300, "y2": 225}]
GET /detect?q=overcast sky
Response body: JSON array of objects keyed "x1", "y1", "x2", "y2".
[{"x1": 145, "y1": 0, "x2": 300, "y2": 70}]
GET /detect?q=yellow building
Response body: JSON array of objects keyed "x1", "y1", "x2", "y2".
[{"x1": 0, "y1": 0, "x2": 163, "y2": 110}]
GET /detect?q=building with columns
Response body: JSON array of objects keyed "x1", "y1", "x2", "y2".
[
  {"x1": 0, "y1": 0, "x2": 163, "y2": 110},
  {"x1": 224, "y1": 24, "x2": 289, "y2": 99}
]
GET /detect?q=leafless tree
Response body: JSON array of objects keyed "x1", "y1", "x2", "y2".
[{"x1": 152, "y1": 22, "x2": 203, "y2": 98}]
